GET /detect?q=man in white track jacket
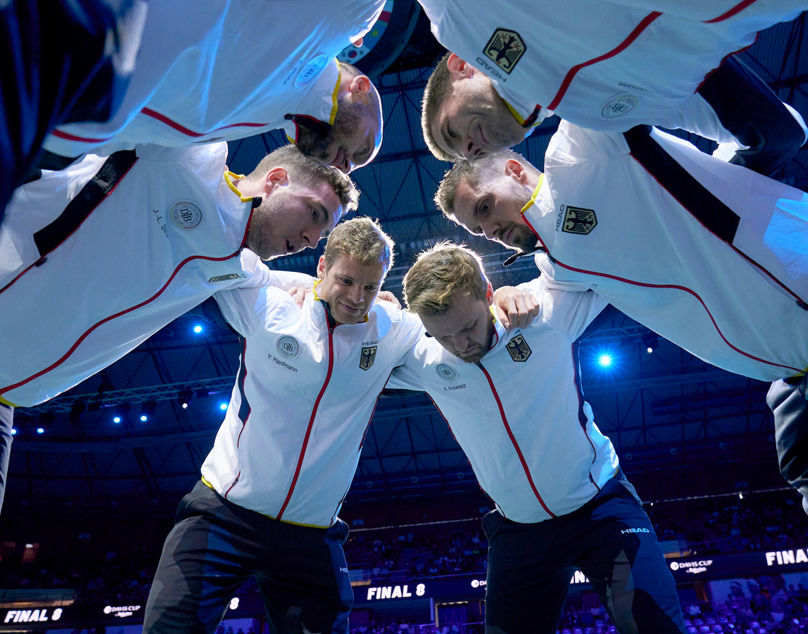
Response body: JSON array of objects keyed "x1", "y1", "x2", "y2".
[
  {"x1": 434, "y1": 122, "x2": 808, "y2": 511},
  {"x1": 0, "y1": 143, "x2": 356, "y2": 512},
  {"x1": 418, "y1": 0, "x2": 807, "y2": 173},
  {"x1": 143, "y1": 218, "x2": 424, "y2": 633},
  {"x1": 390, "y1": 243, "x2": 685, "y2": 633},
  {"x1": 41, "y1": 0, "x2": 386, "y2": 174}
]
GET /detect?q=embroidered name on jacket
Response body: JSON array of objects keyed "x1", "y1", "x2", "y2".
[
  {"x1": 483, "y1": 28, "x2": 526, "y2": 74},
  {"x1": 506, "y1": 334, "x2": 531, "y2": 362},
  {"x1": 561, "y1": 206, "x2": 597, "y2": 235}
]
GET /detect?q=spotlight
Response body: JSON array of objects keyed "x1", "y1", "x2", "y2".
[
  {"x1": 219, "y1": 402, "x2": 228, "y2": 411},
  {"x1": 178, "y1": 388, "x2": 193, "y2": 410},
  {"x1": 140, "y1": 400, "x2": 157, "y2": 422},
  {"x1": 642, "y1": 332, "x2": 659, "y2": 354},
  {"x1": 597, "y1": 353, "x2": 613, "y2": 368},
  {"x1": 36, "y1": 427, "x2": 44, "y2": 435},
  {"x1": 193, "y1": 324, "x2": 203, "y2": 334},
  {"x1": 111, "y1": 403, "x2": 130, "y2": 424},
  {"x1": 11, "y1": 428, "x2": 16, "y2": 436}
]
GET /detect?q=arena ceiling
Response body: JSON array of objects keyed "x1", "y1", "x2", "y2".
[{"x1": 5, "y1": 6, "x2": 808, "y2": 521}]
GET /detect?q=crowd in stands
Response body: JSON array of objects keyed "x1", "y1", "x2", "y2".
[
  {"x1": 349, "y1": 623, "x2": 475, "y2": 633},
  {"x1": 342, "y1": 490, "x2": 808, "y2": 581},
  {"x1": 344, "y1": 523, "x2": 487, "y2": 579},
  {"x1": 0, "y1": 490, "x2": 807, "y2": 632},
  {"x1": 647, "y1": 491, "x2": 808, "y2": 556},
  {"x1": 551, "y1": 576, "x2": 808, "y2": 634}
]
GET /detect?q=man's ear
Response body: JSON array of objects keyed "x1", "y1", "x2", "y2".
[
  {"x1": 265, "y1": 167, "x2": 289, "y2": 193},
  {"x1": 447, "y1": 53, "x2": 473, "y2": 78},
  {"x1": 485, "y1": 282, "x2": 494, "y2": 306},
  {"x1": 316, "y1": 254, "x2": 327, "y2": 279},
  {"x1": 350, "y1": 75, "x2": 372, "y2": 96},
  {"x1": 504, "y1": 159, "x2": 527, "y2": 185}
]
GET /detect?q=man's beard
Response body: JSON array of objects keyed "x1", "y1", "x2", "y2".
[
  {"x1": 295, "y1": 122, "x2": 332, "y2": 161},
  {"x1": 498, "y1": 222, "x2": 538, "y2": 252},
  {"x1": 296, "y1": 96, "x2": 362, "y2": 162},
  {"x1": 456, "y1": 321, "x2": 495, "y2": 363}
]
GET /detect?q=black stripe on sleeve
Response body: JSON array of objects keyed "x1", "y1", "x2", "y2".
[
  {"x1": 623, "y1": 126, "x2": 740, "y2": 244},
  {"x1": 33, "y1": 149, "x2": 138, "y2": 257}
]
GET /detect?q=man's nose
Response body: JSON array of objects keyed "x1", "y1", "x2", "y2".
[
  {"x1": 347, "y1": 285, "x2": 363, "y2": 304},
  {"x1": 340, "y1": 154, "x2": 354, "y2": 174},
  {"x1": 301, "y1": 228, "x2": 322, "y2": 248},
  {"x1": 461, "y1": 139, "x2": 484, "y2": 160},
  {"x1": 454, "y1": 334, "x2": 471, "y2": 352}
]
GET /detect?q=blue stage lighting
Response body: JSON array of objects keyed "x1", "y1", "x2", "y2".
[
  {"x1": 11, "y1": 428, "x2": 16, "y2": 436},
  {"x1": 139, "y1": 400, "x2": 156, "y2": 422},
  {"x1": 597, "y1": 353, "x2": 613, "y2": 368},
  {"x1": 113, "y1": 416, "x2": 121, "y2": 424},
  {"x1": 36, "y1": 427, "x2": 44, "y2": 434},
  {"x1": 219, "y1": 402, "x2": 228, "y2": 411},
  {"x1": 193, "y1": 324, "x2": 203, "y2": 334}
]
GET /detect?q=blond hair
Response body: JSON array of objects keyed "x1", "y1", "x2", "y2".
[
  {"x1": 434, "y1": 150, "x2": 524, "y2": 220},
  {"x1": 246, "y1": 144, "x2": 360, "y2": 214},
  {"x1": 323, "y1": 216, "x2": 395, "y2": 272},
  {"x1": 421, "y1": 53, "x2": 455, "y2": 162},
  {"x1": 403, "y1": 242, "x2": 488, "y2": 315}
]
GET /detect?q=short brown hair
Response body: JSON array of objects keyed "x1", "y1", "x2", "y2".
[
  {"x1": 434, "y1": 150, "x2": 523, "y2": 221},
  {"x1": 403, "y1": 242, "x2": 488, "y2": 315},
  {"x1": 338, "y1": 60, "x2": 362, "y2": 81},
  {"x1": 324, "y1": 216, "x2": 395, "y2": 272},
  {"x1": 247, "y1": 144, "x2": 360, "y2": 214},
  {"x1": 421, "y1": 53, "x2": 455, "y2": 162},
  {"x1": 338, "y1": 61, "x2": 383, "y2": 156}
]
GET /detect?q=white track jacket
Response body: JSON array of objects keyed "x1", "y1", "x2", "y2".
[
  {"x1": 418, "y1": 0, "x2": 804, "y2": 138},
  {"x1": 0, "y1": 143, "x2": 288, "y2": 407},
  {"x1": 524, "y1": 120, "x2": 808, "y2": 381},
  {"x1": 202, "y1": 283, "x2": 423, "y2": 527},
  {"x1": 389, "y1": 279, "x2": 618, "y2": 524},
  {"x1": 44, "y1": 0, "x2": 385, "y2": 157}
]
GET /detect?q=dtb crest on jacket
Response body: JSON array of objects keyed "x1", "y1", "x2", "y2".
[
  {"x1": 506, "y1": 334, "x2": 532, "y2": 362},
  {"x1": 561, "y1": 206, "x2": 597, "y2": 235},
  {"x1": 436, "y1": 363, "x2": 457, "y2": 382},
  {"x1": 171, "y1": 202, "x2": 202, "y2": 228},
  {"x1": 483, "y1": 28, "x2": 526, "y2": 74},
  {"x1": 276, "y1": 336, "x2": 300, "y2": 360},
  {"x1": 359, "y1": 345, "x2": 377, "y2": 371}
]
